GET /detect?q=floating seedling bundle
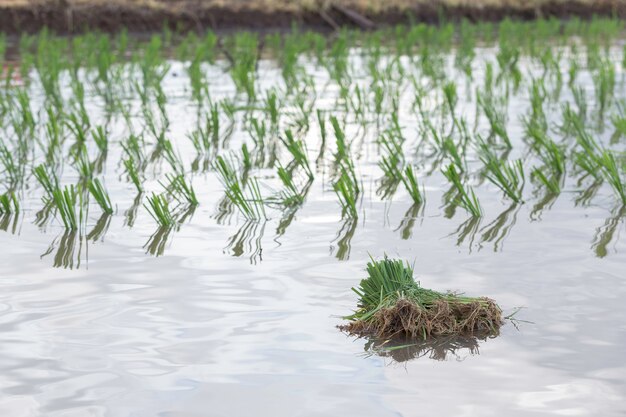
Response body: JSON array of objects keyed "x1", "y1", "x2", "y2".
[{"x1": 340, "y1": 257, "x2": 503, "y2": 339}]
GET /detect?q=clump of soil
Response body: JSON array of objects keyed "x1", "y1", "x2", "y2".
[{"x1": 339, "y1": 257, "x2": 503, "y2": 339}]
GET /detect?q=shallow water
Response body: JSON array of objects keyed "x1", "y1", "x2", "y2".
[{"x1": 1, "y1": 39, "x2": 626, "y2": 416}]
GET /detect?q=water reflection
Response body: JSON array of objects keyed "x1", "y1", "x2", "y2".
[
  {"x1": 478, "y1": 203, "x2": 520, "y2": 252},
  {"x1": 40, "y1": 230, "x2": 85, "y2": 269},
  {"x1": 86, "y1": 213, "x2": 111, "y2": 242},
  {"x1": 394, "y1": 204, "x2": 423, "y2": 240},
  {"x1": 124, "y1": 193, "x2": 143, "y2": 228},
  {"x1": 0, "y1": 212, "x2": 20, "y2": 235},
  {"x1": 144, "y1": 226, "x2": 177, "y2": 257},
  {"x1": 529, "y1": 191, "x2": 558, "y2": 221},
  {"x1": 331, "y1": 217, "x2": 357, "y2": 261},
  {"x1": 224, "y1": 220, "x2": 265, "y2": 264},
  {"x1": 575, "y1": 180, "x2": 603, "y2": 207},
  {"x1": 591, "y1": 205, "x2": 625, "y2": 258},
  {"x1": 361, "y1": 332, "x2": 498, "y2": 362},
  {"x1": 447, "y1": 216, "x2": 481, "y2": 250}
]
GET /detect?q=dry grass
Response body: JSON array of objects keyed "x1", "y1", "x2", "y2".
[{"x1": 0, "y1": 0, "x2": 621, "y2": 12}]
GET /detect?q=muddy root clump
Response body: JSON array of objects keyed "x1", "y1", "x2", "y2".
[{"x1": 339, "y1": 257, "x2": 503, "y2": 339}]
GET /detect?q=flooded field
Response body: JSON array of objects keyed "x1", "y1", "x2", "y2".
[{"x1": 0, "y1": 19, "x2": 625, "y2": 416}]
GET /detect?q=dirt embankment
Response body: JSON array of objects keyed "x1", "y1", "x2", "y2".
[{"x1": 0, "y1": 0, "x2": 624, "y2": 34}]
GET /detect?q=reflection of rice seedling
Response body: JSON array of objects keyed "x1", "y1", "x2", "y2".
[
  {"x1": 88, "y1": 178, "x2": 113, "y2": 214},
  {"x1": 144, "y1": 193, "x2": 177, "y2": 227},
  {"x1": 0, "y1": 192, "x2": 19, "y2": 213},
  {"x1": 339, "y1": 256, "x2": 503, "y2": 339},
  {"x1": 442, "y1": 165, "x2": 482, "y2": 217}
]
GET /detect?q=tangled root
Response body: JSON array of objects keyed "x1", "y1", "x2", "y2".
[{"x1": 339, "y1": 297, "x2": 503, "y2": 339}]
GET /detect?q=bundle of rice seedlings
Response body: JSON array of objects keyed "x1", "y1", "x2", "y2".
[{"x1": 340, "y1": 257, "x2": 502, "y2": 339}]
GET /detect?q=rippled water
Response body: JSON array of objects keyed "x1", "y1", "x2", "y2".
[{"x1": 1, "y1": 42, "x2": 626, "y2": 416}]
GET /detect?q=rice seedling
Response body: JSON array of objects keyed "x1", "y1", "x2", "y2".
[
  {"x1": 334, "y1": 163, "x2": 360, "y2": 218},
  {"x1": 282, "y1": 130, "x2": 313, "y2": 179},
  {"x1": 339, "y1": 256, "x2": 503, "y2": 339},
  {"x1": 51, "y1": 185, "x2": 82, "y2": 230},
  {"x1": 272, "y1": 165, "x2": 308, "y2": 208},
  {"x1": 400, "y1": 166, "x2": 425, "y2": 205},
  {"x1": 532, "y1": 168, "x2": 562, "y2": 194},
  {"x1": 0, "y1": 143, "x2": 21, "y2": 188},
  {"x1": 91, "y1": 125, "x2": 108, "y2": 153},
  {"x1": 330, "y1": 116, "x2": 348, "y2": 161},
  {"x1": 0, "y1": 192, "x2": 19, "y2": 214},
  {"x1": 442, "y1": 165, "x2": 482, "y2": 217},
  {"x1": 161, "y1": 174, "x2": 199, "y2": 206},
  {"x1": 480, "y1": 154, "x2": 525, "y2": 203},
  {"x1": 144, "y1": 193, "x2": 177, "y2": 227},
  {"x1": 597, "y1": 150, "x2": 626, "y2": 205},
  {"x1": 88, "y1": 178, "x2": 114, "y2": 214},
  {"x1": 33, "y1": 164, "x2": 58, "y2": 198},
  {"x1": 215, "y1": 156, "x2": 266, "y2": 221},
  {"x1": 477, "y1": 92, "x2": 511, "y2": 148},
  {"x1": 123, "y1": 157, "x2": 143, "y2": 193}
]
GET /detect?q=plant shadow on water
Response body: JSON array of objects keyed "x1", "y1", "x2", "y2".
[
  {"x1": 124, "y1": 193, "x2": 143, "y2": 228},
  {"x1": 40, "y1": 230, "x2": 85, "y2": 269},
  {"x1": 445, "y1": 203, "x2": 520, "y2": 253},
  {"x1": 143, "y1": 206, "x2": 196, "y2": 257},
  {"x1": 330, "y1": 217, "x2": 357, "y2": 261},
  {"x1": 0, "y1": 212, "x2": 21, "y2": 235},
  {"x1": 591, "y1": 205, "x2": 625, "y2": 258},
  {"x1": 86, "y1": 213, "x2": 111, "y2": 242},
  {"x1": 394, "y1": 204, "x2": 424, "y2": 240},
  {"x1": 223, "y1": 220, "x2": 265, "y2": 264},
  {"x1": 144, "y1": 225, "x2": 177, "y2": 257},
  {"x1": 360, "y1": 331, "x2": 499, "y2": 363},
  {"x1": 477, "y1": 203, "x2": 520, "y2": 252}
]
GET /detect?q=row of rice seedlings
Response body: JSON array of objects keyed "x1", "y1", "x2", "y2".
[{"x1": 5, "y1": 19, "x2": 626, "y2": 252}]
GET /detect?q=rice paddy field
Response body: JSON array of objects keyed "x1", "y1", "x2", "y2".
[{"x1": 1, "y1": 17, "x2": 626, "y2": 416}]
